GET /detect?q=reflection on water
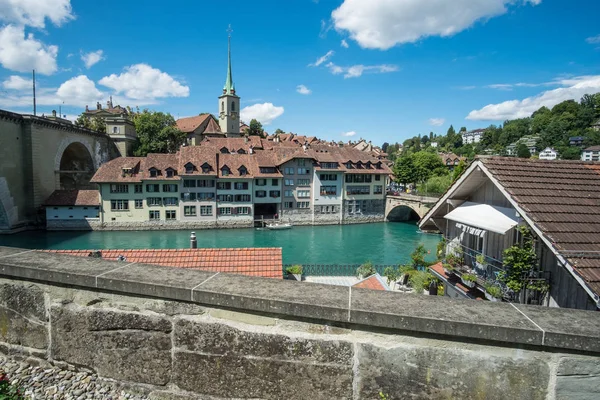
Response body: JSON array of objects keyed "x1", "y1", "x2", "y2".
[{"x1": 0, "y1": 222, "x2": 440, "y2": 265}]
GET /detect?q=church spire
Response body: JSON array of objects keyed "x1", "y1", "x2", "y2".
[{"x1": 223, "y1": 25, "x2": 235, "y2": 95}]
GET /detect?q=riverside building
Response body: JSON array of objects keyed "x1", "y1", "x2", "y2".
[{"x1": 81, "y1": 142, "x2": 391, "y2": 230}]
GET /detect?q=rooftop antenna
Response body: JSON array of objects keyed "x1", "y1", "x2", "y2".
[{"x1": 32, "y1": 69, "x2": 36, "y2": 116}]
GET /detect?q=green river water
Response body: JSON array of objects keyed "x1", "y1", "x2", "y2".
[{"x1": 0, "y1": 222, "x2": 440, "y2": 266}]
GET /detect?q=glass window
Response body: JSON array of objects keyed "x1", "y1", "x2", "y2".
[
  {"x1": 198, "y1": 179, "x2": 215, "y2": 187},
  {"x1": 146, "y1": 184, "x2": 160, "y2": 192},
  {"x1": 320, "y1": 174, "x2": 337, "y2": 181},
  {"x1": 166, "y1": 210, "x2": 176, "y2": 220},
  {"x1": 166, "y1": 169, "x2": 175, "y2": 178},
  {"x1": 217, "y1": 182, "x2": 231, "y2": 190},
  {"x1": 284, "y1": 167, "x2": 294, "y2": 175},
  {"x1": 236, "y1": 206, "x2": 250, "y2": 215},
  {"x1": 297, "y1": 168, "x2": 309, "y2": 175},
  {"x1": 297, "y1": 159, "x2": 306, "y2": 167},
  {"x1": 183, "y1": 180, "x2": 197, "y2": 188},
  {"x1": 134, "y1": 199, "x2": 143, "y2": 209},
  {"x1": 134, "y1": 184, "x2": 143, "y2": 193},
  {"x1": 184, "y1": 206, "x2": 196, "y2": 216},
  {"x1": 110, "y1": 184, "x2": 129, "y2": 193},
  {"x1": 375, "y1": 174, "x2": 381, "y2": 181},
  {"x1": 255, "y1": 179, "x2": 267, "y2": 186},
  {"x1": 269, "y1": 190, "x2": 280, "y2": 198},
  {"x1": 271, "y1": 179, "x2": 279, "y2": 186},
  {"x1": 234, "y1": 194, "x2": 251, "y2": 202},
  {"x1": 320, "y1": 186, "x2": 337, "y2": 196},
  {"x1": 284, "y1": 190, "x2": 293, "y2": 197},
  {"x1": 217, "y1": 194, "x2": 233, "y2": 202},
  {"x1": 222, "y1": 167, "x2": 230, "y2": 176},
  {"x1": 284, "y1": 179, "x2": 294, "y2": 186},
  {"x1": 346, "y1": 186, "x2": 370, "y2": 195},
  {"x1": 200, "y1": 205, "x2": 212, "y2": 216},
  {"x1": 163, "y1": 197, "x2": 178, "y2": 206},
  {"x1": 297, "y1": 190, "x2": 310, "y2": 198},
  {"x1": 284, "y1": 202, "x2": 294, "y2": 208},
  {"x1": 149, "y1": 210, "x2": 160, "y2": 220},
  {"x1": 181, "y1": 192, "x2": 197, "y2": 201},
  {"x1": 198, "y1": 192, "x2": 214, "y2": 201},
  {"x1": 110, "y1": 200, "x2": 129, "y2": 211},
  {"x1": 147, "y1": 197, "x2": 162, "y2": 206},
  {"x1": 234, "y1": 182, "x2": 248, "y2": 190},
  {"x1": 162, "y1": 184, "x2": 178, "y2": 192},
  {"x1": 185, "y1": 163, "x2": 195, "y2": 174},
  {"x1": 149, "y1": 168, "x2": 158, "y2": 177},
  {"x1": 297, "y1": 201, "x2": 310, "y2": 209},
  {"x1": 374, "y1": 185, "x2": 383, "y2": 194},
  {"x1": 256, "y1": 190, "x2": 267, "y2": 198},
  {"x1": 218, "y1": 207, "x2": 232, "y2": 215},
  {"x1": 297, "y1": 179, "x2": 310, "y2": 186}
]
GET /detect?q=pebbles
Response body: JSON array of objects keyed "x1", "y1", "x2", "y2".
[{"x1": 0, "y1": 356, "x2": 148, "y2": 400}]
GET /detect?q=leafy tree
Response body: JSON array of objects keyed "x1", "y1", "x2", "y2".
[
  {"x1": 412, "y1": 151, "x2": 446, "y2": 183},
  {"x1": 452, "y1": 160, "x2": 467, "y2": 182},
  {"x1": 74, "y1": 114, "x2": 92, "y2": 129},
  {"x1": 247, "y1": 119, "x2": 264, "y2": 136},
  {"x1": 500, "y1": 226, "x2": 537, "y2": 293},
  {"x1": 91, "y1": 116, "x2": 106, "y2": 133},
  {"x1": 133, "y1": 110, "x2": 186, "y2": 156},
  {"x1": 558, "y1": 146, "x2": 581, "y2": 160},
  {"x1": 516, "y1": 143, "x2": 531, "y2": 158},
  {"x1": 381, "y1": 142, "x2": 389, "y2": 153},
  {"x1": 418, "y1": 174, "x2": 452, "y2": 195},
  {"x1": 274, "y1": 128, "x2": 285, "y2": 134},
  {"x1": 393, "y1": 155, "x2": 416, "y2": 187},
  {"x1": 410, "y1": 244, "x2": 428, "y2": 270}
]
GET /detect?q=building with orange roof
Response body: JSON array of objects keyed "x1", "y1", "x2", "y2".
[{"x1": 44, "y1": 247, "x2": 283, "y2": 279}]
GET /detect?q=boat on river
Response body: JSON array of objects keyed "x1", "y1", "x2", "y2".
[{"x1": 266, "y1": 223, "x2": 293, "y2": 230}]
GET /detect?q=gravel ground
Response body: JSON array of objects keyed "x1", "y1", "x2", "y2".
[{"x1": 0, "y1": 356, "x2": 149, "y2": 400}]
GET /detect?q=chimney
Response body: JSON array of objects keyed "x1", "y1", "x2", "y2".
[
  {"x1": 275, "y1": 135, "x2": 280, "y2": 143},
  {"x1": 302, "y1": 142, "x2": 308, "y2": 152},
  {"x1": 190, "y1": 232, "x2": 197, "y2": 249},
  {"x1": 244, "y1": 135, "x2": 248, "y2": 144},
  {"x1": 52, "y1": 110, "x2": 57, "y2": 117},
  {"x1": 249, "y1": 145, "x2": 254, "y2": 154}
]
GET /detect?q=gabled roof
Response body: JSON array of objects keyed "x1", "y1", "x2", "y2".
[
  {"x1": 44, "y1": 190, "x2": 100, "y2": 206},
  {"x1": 419, "y1": 156, "x2": 600, "y2": 305},
  {"x1": 44, "y1": 248, "x2": 283, "y2": 278},
  {"x1": 352, "y1": 273, "x2": 389, "y2": 291},
  {"x1": 176, "y1": 114, "x2": 217, "y2": 134}
]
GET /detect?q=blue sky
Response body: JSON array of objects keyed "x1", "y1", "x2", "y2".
[{"x1": 1, "y1": 0, "x2": 599, "y2": 145}]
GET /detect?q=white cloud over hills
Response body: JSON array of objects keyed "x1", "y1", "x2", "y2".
[
  {"x1": 428, "y1": 118, "x2": 445, "y2": 126},
  {"x1": 0, "y1": 25, "x2": 58, "y2": 74},
  {"x1": 98, "y1": 64, "x2": 189, "y2": 100},
  {"x1": 466, "y1": 75, "x2": 600, "y2": 120},
  {"x1": 0, "y1": 0, "x2": 74, "y2": 28},
  {"x1": 331, "y1": 0, "x2": 541, "y2": 50},
  {"x1": 296, "y1": 84, "x2": 312, "y2": 95}
]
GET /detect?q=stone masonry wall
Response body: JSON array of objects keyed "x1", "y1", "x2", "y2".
[{"x1": 0, "y1": 249, "x2": 599, "y2": 399}]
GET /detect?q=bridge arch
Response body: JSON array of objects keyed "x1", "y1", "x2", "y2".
[
  {"x1": 386, "y1": 204, "x2": 421, "y2": 222},
  {"x1": 55, "y1": 139, "x2": 95, "y2": 190}
]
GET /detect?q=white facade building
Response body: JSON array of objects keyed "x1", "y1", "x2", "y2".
[
  {"x1": 538, "y1": 147, "x2": 558, "y2": 160},
  {"x1": 582, "y1": 146, "x2": 600, "y2": 162},
  {"x1": 461, "y1": 129, "x2": 485, "y2": 144}
]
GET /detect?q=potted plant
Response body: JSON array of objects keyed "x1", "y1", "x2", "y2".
[
  {"x1": 475, "y1": 254, "x2": 485, "y2": 271},
  {"x1": 461, "y1": 273, "x2": 477, "y2": 288},
  {"x1": 286, "y1": 265, "x2": 303, "y2": 281},
  {"x1": 442, "y1": 263, "x2": 454, "y2": 276},
  {"x1": 484, "y1": 284, "x2": 502, "y2": 302},
  {"x1": 356, "y1": 261, "x2": 376, "y2": 279}
]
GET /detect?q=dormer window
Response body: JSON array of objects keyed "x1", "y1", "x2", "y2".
[
  {"x1": 201, "y1": 163, "x2": 212, "y2": 173},
  {"x1": 121, "y1": 167, "x2": 133, "y2": 177},
  {"x1": 346, "y1": 162, "x2": 353, "y2": 169},
  {"x1": 185, "y1": 162, "x2": 195, "y2": 174},
  {"x1": 237, "y1": 149, "x2": 246, "y2": 154},
  {"x1": 239, "y1": 166, "x2": 248, "y2": 176},
  {"x1": 366, "y1": 162, "x2": 372, "y2": 169},
  {"x1": 166, "y1": 168, "x2": 176, "y2": 178},
  {"x1": 149, "y1": 168, "x2": 159, "y2": 177},
  {"x1": 375, "y1": 162, "x2": 382, "y2": 169},
  {"x1": 220, "y1": 147, "x2": 229, "y2": 154},
  {"x1": 221, "y1": 166, "x2": 231, "y2": 176},
  {"x1": 356, "y1": 162, "x2": 363, "y2": 169}
]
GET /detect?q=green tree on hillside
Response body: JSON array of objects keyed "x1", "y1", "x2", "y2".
[
  {"x1": 393, "y1": 155, "x2": 416, "y2": 187},
  {"x1": 516, "y1": 143, "x2": 531, "y2": 158},
  {"x1": 247, "y1": 119, "x2": 264, "y2": 137},
  {"x1": 133, "y1": 110, "x2": 186, "y2": 156}
]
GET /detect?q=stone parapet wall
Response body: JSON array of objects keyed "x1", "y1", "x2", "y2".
[{"x1": 0, "y1": 248, "x2": 599, "y2": 399}]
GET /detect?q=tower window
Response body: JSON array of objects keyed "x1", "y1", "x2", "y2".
[
  {"x1": 231, "y1": 101, "x2": 235, "y2": 111},
  {"x1": 221, "y1": 101, "x2": 224, "y2": 112}
]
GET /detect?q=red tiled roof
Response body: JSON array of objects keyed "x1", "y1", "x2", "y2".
[
  {"x1": 43, "y1": 248, "x2": 283, "y2": 279},
  {"x1": 176, "y1": 114, "x2": 214, "y2": 133},
  {"x1": 352, "y1": 273, "x2": 389, "y2": 291},
  {"x1": 44, "y1": 190, "x2": 100, "y2": 206},
  {"x1": 481, "y1": 157, "x2": 600, "y2": 297}
]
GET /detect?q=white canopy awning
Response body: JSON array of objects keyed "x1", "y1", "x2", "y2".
[{"x1": 444, "y1": 201, "x2": 519, "y2": 235}]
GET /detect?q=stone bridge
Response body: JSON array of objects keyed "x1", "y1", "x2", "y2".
[
  {"x1": 385, "y1": 193, "x2": 440, "y2": 221},
  {"x1": 0, "y1": 110, "x2": 119, "y2": 231},
  {"x1": 0, "y1": 247, "x2": 599, "y2": 399}
]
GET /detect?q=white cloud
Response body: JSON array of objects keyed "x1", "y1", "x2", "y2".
[
  {"x1": 466, "y1": 75, "x2": 600, "y2": 120},
  {"x1": 428, "y1": 118, "x2": 445, "y2": 126},
  {"x1": 98, "y1": 63, "x2": 189, "y2": 100},
  {"x1": 0, "y1": 0, "x2": 74, "y2": 28},
  {"x1": 296, "y1": 84, "x2": 312, "y2": 95},
  {"x1": 331, "y1": 0, "x2": 541, "y2": 50},
  {"x1": 319, "y1": 19, "x2": 332, "y2": 38},
  {"x1": 56, "y1": 75, "x2": 104, "y2": 105},
  {"x1": 341, "y1": 131, "x2": 357, "y2": 137},
  {"x1": 2, "y1": 75, "x2": 32, "y2": 90},
  {"x1": 586, "y1": 34, "x2": 600, "y2": 44},
  {"x1": 326, "y1": 61, "x2": 399, "y2": 78},
  {"x1": 309, "y1": 50, "x2": 334, "y2": 67},
  {"x1": 341, "y1": 39, "x2": 349, "y2": 48},
  {"x1": 0, "y1": 25, "x2": 58, "y2": 74},
  {"x1": 240, "y1": 102, "x2": 284, "y2": 125},
  {"x1": 81, "y1": 50, "x2": 104, "y2": 69}
]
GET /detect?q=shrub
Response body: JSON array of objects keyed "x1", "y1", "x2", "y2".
[
  {"x1": 0, "y1": 372, "x2": 25, "y2": 400},
  {"x1": 485, "y1": 284, "x2": 502, "y2": 299},
  {"x1": 461, "y1": 273, "x2": 477, "y2": 282},
  {"x1": 409, "y1": 270, "x2": 434, "y2": 291},
  {"x1": 410, "y1": 244, "x2": 427, "y2": 269},
  {"x1": 475, "y1": 254, "x2": 485, "y2": 264},
  {"x1": 383, "y1": 266, "x2": 399, "y2": 284},
  {"x1": 356, "y1": 261, "x2": 376, "y2": 278},
  {"x1": 286, "y1": 265, "x2": 302, "y2": 275},
  {"x1": 442, "y1": 263, "x2": 454, "y2": 272}
]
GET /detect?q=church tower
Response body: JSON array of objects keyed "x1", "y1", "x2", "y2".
[{"x1": 219, "y1": 26, "x2": 240, "y2": 137}]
